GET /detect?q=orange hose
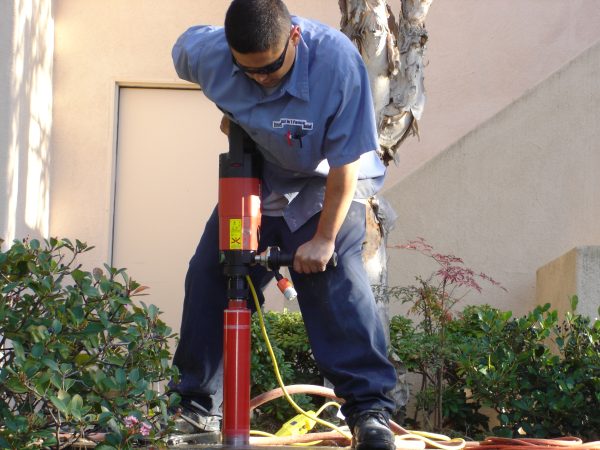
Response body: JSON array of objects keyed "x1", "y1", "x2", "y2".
[
  {"x1": 473, "y1": 437, "x2": 600, "y2": 450},
  {"x1": 250, "y1": 384, "x2": 342, "y2": 410}
]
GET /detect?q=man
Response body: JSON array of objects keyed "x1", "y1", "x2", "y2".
[{"x1": 170, "y1": 1, "x2": 397, "y2": 449}]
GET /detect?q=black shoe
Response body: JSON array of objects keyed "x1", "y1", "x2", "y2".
[
  {"x1": 171, "y1": 398, "x2": 221, "y2": 434},
  {"x1": 349, "y1": 410, "x2": 395, "y2": 450}
]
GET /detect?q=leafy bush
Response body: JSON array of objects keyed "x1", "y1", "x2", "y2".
[
  {"x1": 250, "y1": 310, "x2": 320, "y2": 432},
  {"x1": 0, "y1": 238, "x2": 179, "y2": 449},
  {"x1": 455, "y1": 300, "x2": 600, "y2": 440},
  {"x1": 391, "y1": 299, "x2": 600, "y2": 440},
  {"x1": 6, "y1": 236, "x2": 597, "y2": 444},
  {"x1": 389, "y1": 314, "x2": 489, "y2": 437}
]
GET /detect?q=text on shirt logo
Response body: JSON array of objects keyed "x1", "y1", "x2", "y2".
[{"x1": 272, "y1": 118, "x2": 314, "y2": 131}]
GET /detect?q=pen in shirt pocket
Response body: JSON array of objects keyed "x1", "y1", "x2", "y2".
[{"x1": 285, "y1": 130, "x2": 304, "y2": 148}]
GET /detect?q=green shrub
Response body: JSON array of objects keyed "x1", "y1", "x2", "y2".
[
  {"x1": 390, "y1": 298, "x2": 600, "y2": 440},
  {"x1": 250, "y1": 310, "x2": 320, "y2": 432},
  {"x1": 0, "y1": 238, "x2": 179, "y2": 449},
  {"x1": 389, "y1": 314, "x2": 489, "y2": 437},
  {"x1": 455, "y1": 300, "x2": 600, "y2": 440}
]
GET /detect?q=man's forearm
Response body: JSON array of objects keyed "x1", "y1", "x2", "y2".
[
  {"x1": 293, "y1": 160, "x2": 359, "y2": 273},
  {"x1": 315, "y1": 161, "x2": 359, "y2": 242}
]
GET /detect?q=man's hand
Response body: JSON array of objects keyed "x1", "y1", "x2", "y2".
[
  {"x1": 220, "y1": 115, "x2": 230, "y2": 135},
  {"x1": 293, "y1": 235, "x2": 335, "y2": 274}
]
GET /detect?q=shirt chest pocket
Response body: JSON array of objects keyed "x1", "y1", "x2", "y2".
[{"x1": 263, "y1": 122, "x2": 324, "y2": 173}]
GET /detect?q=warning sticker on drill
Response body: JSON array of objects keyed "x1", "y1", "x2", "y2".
[{"x1": 229, "y1": 219, "x2": 242, "y2": 249}]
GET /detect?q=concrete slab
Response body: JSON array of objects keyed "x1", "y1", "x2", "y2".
[{"x1": 536, "y1": 246, "x2": 600, "y2": 320}]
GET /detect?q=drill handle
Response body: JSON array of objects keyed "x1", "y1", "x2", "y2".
[
  {"x1": 281, "y1": 251, "x2": 337, "y2": 269},
  {"x1": 258, "y1": 246, "x2": 337, "y2": 271}
]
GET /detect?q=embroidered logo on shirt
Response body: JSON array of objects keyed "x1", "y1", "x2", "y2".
[{"x1": 272, "y1": 118, "x2": 314, "y2": 131}]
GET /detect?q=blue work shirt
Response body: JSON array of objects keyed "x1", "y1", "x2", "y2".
[{"x1": 172, "y1": 16, "x2": 386, "y2": 231}]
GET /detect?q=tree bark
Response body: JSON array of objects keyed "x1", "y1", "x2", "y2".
[{"x1": 339, "y1": 0, "x2": 431, "y2": 165}]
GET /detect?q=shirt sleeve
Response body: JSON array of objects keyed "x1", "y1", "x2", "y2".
[
  {"x1": 172, "y1": 25, "x2": 220, "y2": 87},
  {"x1": 323, "y1": 55, "x2": 379, "y2": 168}
]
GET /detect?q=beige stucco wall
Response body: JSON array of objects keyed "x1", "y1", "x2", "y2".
[
  {"x1": 0, "y1": 0, "x2": 53, "y2": 244},
  {"x1": 0, "y1": 3, "x2": 12, "y2": 236},
  {"x1": 385, "y1": 41, "x2": 600, "y2": 317}
]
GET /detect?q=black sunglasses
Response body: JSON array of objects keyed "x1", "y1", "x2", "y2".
[{"x1": 233, "y1": 36, "x2": 291, "y2": 75}]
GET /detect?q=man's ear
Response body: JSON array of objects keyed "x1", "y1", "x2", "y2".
[
  {"x1": 291, "y1": 26, "x2": 301, "y2": 46},
  {"x1": 220, "y1": 115, "x2": 230, "y2": 136}
]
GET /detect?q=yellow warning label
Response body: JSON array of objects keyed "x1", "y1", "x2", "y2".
[{"x1": 229, "y1": 219, "x2": 242, "y2": 249}]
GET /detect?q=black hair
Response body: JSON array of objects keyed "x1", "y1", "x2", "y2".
[{"x1": 225, "y1": 0, "x2": 292, "y2": 53}]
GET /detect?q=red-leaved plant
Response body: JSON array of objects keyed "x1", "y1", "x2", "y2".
[{"x1": 384, "y1": 237, "x2": 506, "y2": 432}]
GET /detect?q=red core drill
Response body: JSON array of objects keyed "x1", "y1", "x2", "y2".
[
  {"x1": 218, "y1": 122, "x2": 298, "y2": 446},
  {"x1": 218, "y1": 122, "x2": 261, "y2": 447},
  {"x1": 218, "y1": 122, "x2": 336, "y2": 446}
]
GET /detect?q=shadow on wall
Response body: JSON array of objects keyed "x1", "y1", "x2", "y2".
[
  {"x1": 0, "y1": 1, "x2": 15, "y2": 241},
  {"x1": 0, "y1": 0, "x2": 53, "y2": 245}
]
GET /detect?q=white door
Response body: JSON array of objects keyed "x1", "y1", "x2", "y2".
[{"x1": 112, "y1": 87, "x2": 226, "y2": 336}]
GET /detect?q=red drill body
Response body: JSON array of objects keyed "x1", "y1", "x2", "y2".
[{"x1": 218, "y1": 122, "x2": 261, "y2": 446}]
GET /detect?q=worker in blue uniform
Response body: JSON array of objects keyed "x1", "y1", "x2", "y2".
[{"x1": 170, "y1": 1, "x2": 397, "y2": 449}]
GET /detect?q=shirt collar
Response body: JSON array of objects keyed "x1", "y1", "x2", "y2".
[
  {"x1": 283, "y1": 33, "x2": 309, "y2": 101},
  {"x1": 231, "y1": 56, "x2": 241, "y2": 77}
]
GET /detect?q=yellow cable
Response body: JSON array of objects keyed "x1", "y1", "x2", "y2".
[
  {"x1": 250, "y1": 430, "x2": 276, "y2": 437},
  {"x1": 250, "y1": 429, "x2": 323, "y2": 447},
  {"x1": 396, "y1": 433, "x2": 466, "y2": 450},
  {"x1": 293, "y1": 440, "x2": 324, "y2": 446},
  {"x1": 246, "y1": 275, "x2": 352, "y2": 440},
  {"x1": 405, "y1": 430, "x2": 452, "y2": 441},
  {"x1": 315, "y1": 401, "x2": 341, "y2": 417}
]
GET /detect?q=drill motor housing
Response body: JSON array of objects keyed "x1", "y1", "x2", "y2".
[{"x1": 218, "y1": 122, "x2": 262, "y2": 298}]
